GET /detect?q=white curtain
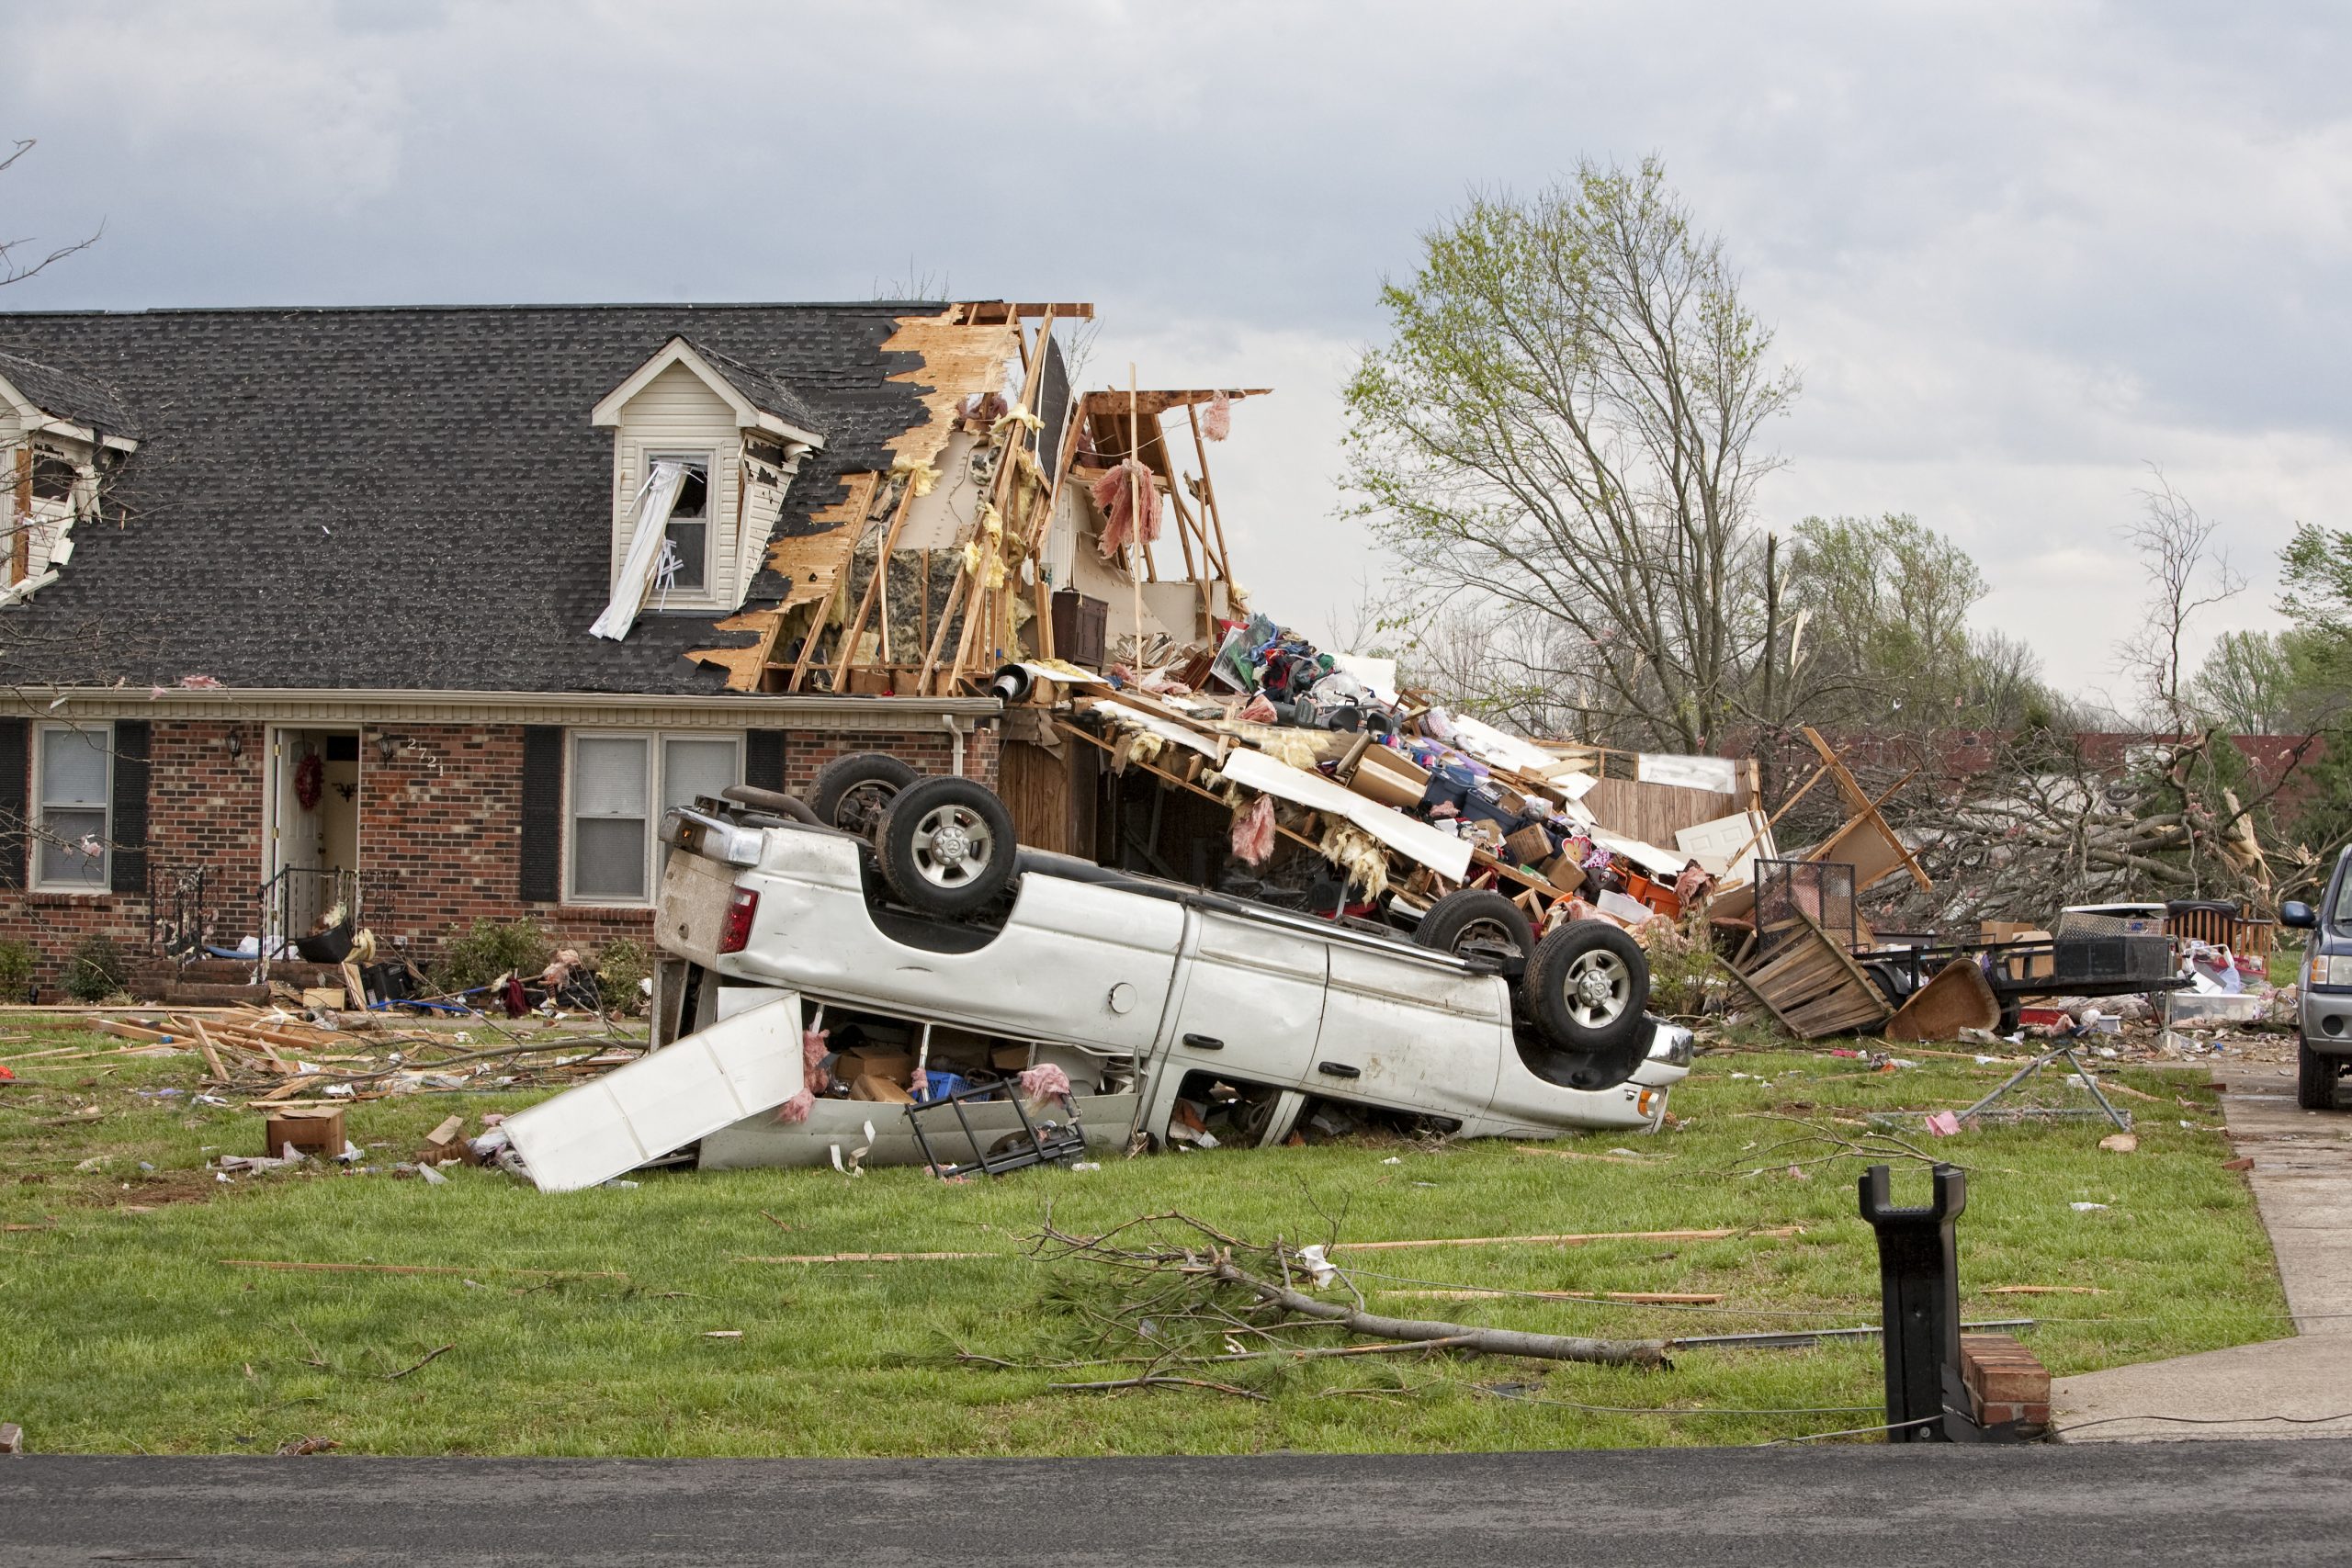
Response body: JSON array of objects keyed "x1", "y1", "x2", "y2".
[{"x1": 590, "y1": 460, "x2": 687, "y2": 641}]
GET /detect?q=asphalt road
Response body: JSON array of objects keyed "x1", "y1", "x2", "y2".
[{"x1": 3, "y1": 1442, "x2": 2348, "y2": 1566}]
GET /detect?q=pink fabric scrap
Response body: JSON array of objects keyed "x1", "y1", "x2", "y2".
[
  {"x1": 1202, "y1": 390, "x2": 1232, "y2": 441},
  {"x1": 1238, "y1": 692, "x2": 1278, "y2": 725},
  {"x1": 1230, "y1": 793, "x2": 1276, "y2": 866},
  {"x1": 1018, "y1": 1063, "x2": 1073, "y2": 1101},
  {"x1": 1923, "y1": 1111, "x2": 1962, "y2": 1138},
  {"x1": 1091, "y1": 457, "x2": 1161, "y2": 558}
]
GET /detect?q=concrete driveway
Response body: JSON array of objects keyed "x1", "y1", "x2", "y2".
[{"x1": 2052, "y1": 1060, "x2": 2352, "y2": 1439}]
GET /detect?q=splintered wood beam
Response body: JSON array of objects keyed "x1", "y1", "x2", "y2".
[
  {"x1": 832, "y1": 475, "x2": 921, "y2": 692},
  {"x1": 787, "y1": 471, "x2": 881, "y2": 693},
  {"x1": 945, "y1": 309, "x2": 1058, "y2": 693},
  {"x1": 1800, "y1": 725, "x2": 1931, "y2": 892},
  {"x1": 1029, "y1": 396, "x2": 1089, "y2": 662},
  {"x1": 1186, "y1": 403, "x2": 1234, "y2": 585}
]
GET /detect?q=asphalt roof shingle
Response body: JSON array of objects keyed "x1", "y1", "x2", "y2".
[
  {"x1": 0, "y1": 303, "x2": 942, "y2": 694},
  {"x1": 0, "y1": 348, "x2": 143, "y2": 441}
]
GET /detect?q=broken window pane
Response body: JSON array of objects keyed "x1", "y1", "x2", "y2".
[
  {"x1": 664, "y1": 520, "x2": 707, "y2": 590},
  {"x1": 29, "y1": 448, "x2": 77, "y2": 503},
  {"x1": 648, "y1": 453, "x2": 710, "y2": 592}
]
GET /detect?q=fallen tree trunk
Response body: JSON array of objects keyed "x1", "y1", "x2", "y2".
[{"x1": 1211, "y1": 1260, "x2": 1667, "y2": 1367}]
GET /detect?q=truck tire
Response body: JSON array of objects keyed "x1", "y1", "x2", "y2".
[
  {"x1": 876, "y1": 776, "x2": 1017, "y2": 918},
  {"x1": 810, "y1": 752, "x2": 922, "y2": 840},
  {"x1": 1414, "y1": 889, "x2": 1535, "y2": 976},
  {"x1": 1522, "y1": 919, "x2": 1651, "y2": 1059},
  {"x1": 2298, "y1": 1035, "x2": 2341, "y2": 1111}
]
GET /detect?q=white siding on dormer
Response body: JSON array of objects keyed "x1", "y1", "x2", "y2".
[{"x1": 609, "y1": 361, "x2": 742, "y2": 612}]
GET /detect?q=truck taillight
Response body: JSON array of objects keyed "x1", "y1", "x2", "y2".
[{"x1": 718, "y1": 886, "x2": 759, "y2": 953}]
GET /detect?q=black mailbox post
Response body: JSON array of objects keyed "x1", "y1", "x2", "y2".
[{"x1": 1857, "y1": 1161, "x2": 1966, "y2": 1442}]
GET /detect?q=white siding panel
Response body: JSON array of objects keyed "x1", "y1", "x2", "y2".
[{"x1": 612, "y1": 362, "x2": 743, "y2": 611}]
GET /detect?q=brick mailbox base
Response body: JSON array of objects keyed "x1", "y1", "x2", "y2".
[{"x1": 1962, "y1": 1333, "x2": 2052, "y2": 1434}]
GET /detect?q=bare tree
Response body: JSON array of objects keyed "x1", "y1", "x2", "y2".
[
  {"x1": 1, "y1": 141, "x2": 102, "y2": 288},
  {"x1": 1342, "y1": 159, "x2": 1798, "y2": 752},
  {"x1": 2117, "y1": 468, "x2": 2242, "y2": 729}
]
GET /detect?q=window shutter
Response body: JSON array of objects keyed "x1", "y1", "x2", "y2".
[
  {"x1": 0, "y1": 719, "x2": 24, "y2": 891},
  {"x1": 109, "y1": 720, "x2": 152, "y2": 895},
  {"x1": 519, "y1": 726, "x2": 563, "y2": 903},
  {"x1": 744, "y1": 728, "x2": 786, "y2": 793}
]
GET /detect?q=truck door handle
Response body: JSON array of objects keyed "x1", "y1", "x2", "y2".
[
  {"x1": 1317, "y1": 1061, "x2": 1362, "y2": 1078},
  {"x1": 1182, "y1": 1032, "x2": 1224, "y2": 1051}
]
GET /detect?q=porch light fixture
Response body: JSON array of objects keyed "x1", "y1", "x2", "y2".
[
  {"x1": 374, "y1": 734, "x2": 400, "y2": 765},
  {"x1": 223, "y1": 731, "x2": 242, "y2": 760}
]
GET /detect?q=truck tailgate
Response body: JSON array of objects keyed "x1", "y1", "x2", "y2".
[{"x1": 657, "y1": 848, "x2": 741, "y2": 967}]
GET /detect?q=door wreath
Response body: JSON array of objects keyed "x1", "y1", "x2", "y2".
[{"x1": 295, "y1": 752, "x2": 324, "y2": 811}]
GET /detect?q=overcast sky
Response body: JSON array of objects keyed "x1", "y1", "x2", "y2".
[{"x1": 6, "y1": 1, "x2": 2345, "y2": 707}]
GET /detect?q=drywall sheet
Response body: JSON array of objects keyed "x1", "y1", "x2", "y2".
[{"x1": 1218, "y1": 746, "x2": 1475, "y2": 880}]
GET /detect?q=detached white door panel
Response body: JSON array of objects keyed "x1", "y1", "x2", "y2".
[{"x1": 506, "y1": 994, "x2": 804, "y2": 1192}]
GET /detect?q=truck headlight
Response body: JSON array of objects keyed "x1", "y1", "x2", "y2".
[{"x1": 2311, "y1": 954, "x2": 2352, "y2": 989}]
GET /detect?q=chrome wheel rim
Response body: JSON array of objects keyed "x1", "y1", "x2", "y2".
[
  {"x1": 1561, "y1": 949, "x2": 1631, "y2": 1028},
  {"x1": 910, "y1": 804, "x2": 992, "y2": 888}
]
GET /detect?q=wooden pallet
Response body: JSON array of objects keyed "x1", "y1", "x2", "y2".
[{"x1": 1729, "y1": 904, "x2": 1893, "y2": 1039}]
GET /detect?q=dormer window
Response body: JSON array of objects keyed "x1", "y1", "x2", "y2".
[
  {"x1": 588, "y1": 338, "x2": 825, "y2": 640},
  {"x1": 0, "y1": 350, "x2": 141, "y2": 605}
]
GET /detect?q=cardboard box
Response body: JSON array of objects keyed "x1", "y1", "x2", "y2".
[
  {"x1": 300, "y1": 987, "x2": 346, "y2": 1011},
  {"x1": 848, "y1": 1074, "x2": 915, "y2": 1104},
  {"x1": 833, "y1": 1049, "x2": 912, "y2": 1087},
  {"x1": 265, "y1": 1105, "x2": 345, "y2": 1159},
  {"x1": 990, "y1": 1044, "x2": 1032, "y2": 1070},
  {"x1": 1348, "y1": 745, "x2": 1430, "y2": 811},
  {"x1": 1537, "y1": 854, "x2": 1587, "y2": 895},
  {"x1": 1982, "y1": 925, "x2": 2054, "y2": 980},
  {"x1": 1502, "y1": 823, "x2": 1555, "y2": 866}
]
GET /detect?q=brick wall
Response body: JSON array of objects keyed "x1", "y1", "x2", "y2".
[
  {"x1": 0, "y1": 715, "x2": 1000, "y2": 986},
  {"x1": 0, "y1": 718, "x2": 265, "y2": 987}
]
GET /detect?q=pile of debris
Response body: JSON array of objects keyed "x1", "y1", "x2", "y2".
[{"x1": 86, "y1": 1006, "x2": 645, "y2": 1104}]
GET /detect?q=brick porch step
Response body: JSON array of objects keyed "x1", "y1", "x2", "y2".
[{"x1": 162, "y1": 982, "x2": 274, "y2": 1006}]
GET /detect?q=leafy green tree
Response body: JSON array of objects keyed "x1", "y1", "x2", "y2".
[{"x1": 1343, "y1": 159, "x2": 1797, "y2": 751}]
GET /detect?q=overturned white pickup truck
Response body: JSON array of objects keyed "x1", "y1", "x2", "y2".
[{"x1": 507, "y1": 766, "x2": 1691, "y2": 1190}]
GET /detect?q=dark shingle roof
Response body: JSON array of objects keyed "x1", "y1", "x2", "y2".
[
  {"x1": 0, "y1": 303, "x2": 944, "y2": 694},
  {"x1": 0, "y1": 348, "x2": 142, "y2": 440},
  {"x1": 684, "y1": 339, "x2": 830, "y2": 439}
]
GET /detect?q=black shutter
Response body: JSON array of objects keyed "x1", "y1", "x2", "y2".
[
  {"x1": 108, "y1": 720, "x2": 151, "y2": 895},
  {"x1": 519, "y1": 726, "x2": 563, "y2": 903},
  {"x1": 744, "y1": 728, "x2": 786, "y2": 792},
  {"x1": 0, "y1": 719, "x2": 25, "y2": 891}
]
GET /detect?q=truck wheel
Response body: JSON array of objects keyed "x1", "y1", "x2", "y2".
[
  {"x1": 2298, "y1": 1036, "x2": 2342, "y2": 1111},
  {"x1": 876, "y1": 776, "x2": 1017, "y2": 917},
  {"x1": 1415, "y1": 889, "x2": 1535, "y2": 976},
  {"x1": 810, "y1": 752, "x2": 922, "y2": 840},
  {"x1": 1523, "y1": 919, "x2": 1650, "y2": 1058}
]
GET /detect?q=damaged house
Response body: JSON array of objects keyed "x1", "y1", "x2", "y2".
[{"x1": 0, "y1": 299, "x2": 1224, "y2": 990}]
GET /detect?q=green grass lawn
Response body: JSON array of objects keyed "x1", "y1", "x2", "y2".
[{"x1": 0, "y1": 1020, "x2": 2288, "y2": 1455}]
